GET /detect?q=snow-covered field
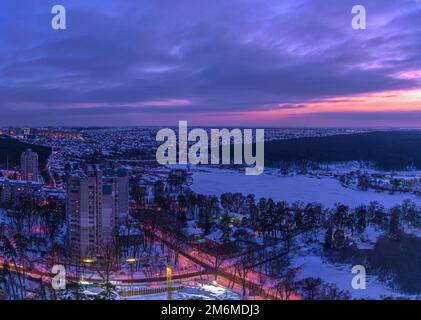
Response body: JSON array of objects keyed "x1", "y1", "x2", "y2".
[
  {"x1": 190, "y1": 167, "x2": 421, "y2": 299},
  {"x1": 292, "y1": 255, "x2": 412, "y2": 300},
  {"x1": 191, "y1": 168, "x2": 421, "y2": 208}
]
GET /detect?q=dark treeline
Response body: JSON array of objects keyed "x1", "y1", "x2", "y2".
[
  {"x1": 263, "y1": 131, "x2": 421, "y2": 170},
  {"x1": 0, "y1": 135, "x2": 51, "y2": 169}
]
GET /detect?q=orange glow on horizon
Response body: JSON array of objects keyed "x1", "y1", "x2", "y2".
[{"x1": 240, "y1": 88, "x2": 421, "y2": 122}]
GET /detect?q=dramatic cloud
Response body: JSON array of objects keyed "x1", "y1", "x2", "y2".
[{"x1": 0, "y1": 0, "x2": 420, "y2": 126}]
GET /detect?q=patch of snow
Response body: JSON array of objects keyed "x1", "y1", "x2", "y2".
[
  {"x1": 292, "y1": 255, "x2": 414, "y2": 300},
  {"x1": 191, "y1": 168, "x2": 420, "y2": 208}
]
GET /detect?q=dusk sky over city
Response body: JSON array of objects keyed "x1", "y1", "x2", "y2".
[
  {"x1": 1, "y1": 0, "x2": 421, "y2": 127},
  {"x1": 2, "y1": 1, "x2": 421, "y2": 305}
]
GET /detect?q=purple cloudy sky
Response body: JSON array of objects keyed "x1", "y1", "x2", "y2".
[{"x1": 1, "y1": 0, "x2": 421, "y2": 127}]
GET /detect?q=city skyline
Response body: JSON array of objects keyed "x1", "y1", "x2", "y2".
[{"x1": 1, "y1": 0, "x2": 421, "y2": 127}]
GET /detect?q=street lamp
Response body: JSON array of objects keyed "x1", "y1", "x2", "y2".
[
  {"x1": 80, "y1": 258, "x2": 95, "y2": 285},
  {"x1": 82, "y1": 258, "x2": 95, "y2": 264},
  {"x1": 166, "y1": 256, "x2": 172, "y2": 300},
  {"x1": 126, "y1": 258, "x2": 138, "y2": 295}
]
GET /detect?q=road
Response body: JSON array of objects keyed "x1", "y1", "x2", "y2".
[
  {"x1": 142, "y1": 224, "x2": 299, "y2": 300},
  {"x1": 1, "y1": 219, "x2": 299, "y2": 300}
]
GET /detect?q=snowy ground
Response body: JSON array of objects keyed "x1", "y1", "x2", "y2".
[
  {"x1": 191, "y1": 167, "x2": 421, "y2": 208},
  {"x1": 189, "y1": 166, "x2": 421, "y2": 299},
  {"x1": 119, "y1": 281, "x2": 241, "y2": 300},
  {"x1": 292, "y1": 255, "x2": 417, "y2": 300},
  {"x1": 0, "y1": 208, "x2": 6, "y2": 223}
]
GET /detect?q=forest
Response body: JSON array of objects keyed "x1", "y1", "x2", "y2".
[{"x1": 263, "y1": 131, "x2": 421, "y2": 170}]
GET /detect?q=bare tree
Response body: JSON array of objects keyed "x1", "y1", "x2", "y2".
[
  {"x1": 95, "y1": 240, "x2": 119, "y2": 299},
  {"x1": 0, "y1": 235, "x2": 28, "y2": 299},
  {"x1": 234, "y1": 253, "x2": 253, "y2": 297},
  {"x1": 274, "y1": 268, "x2": 299, "y2": 300},
  {"x1": 210, "y1": 243, "x2": 233, "y2": 281},
  {"x1": 298, "y1": 277, "x2": 323, "y2": 300}
]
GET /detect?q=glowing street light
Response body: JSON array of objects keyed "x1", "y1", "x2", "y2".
[
  {"x1": 167, "y1": 256, "x2": 172, "y2": 300},
  {"x1": 82, "y1": 258, "x2": 95, "y2": 264},
  {"x1": 126, "y1": 258, "x2": 138, "y2": 295}
]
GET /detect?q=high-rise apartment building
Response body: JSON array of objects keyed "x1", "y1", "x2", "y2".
[
  {"x1": 66, "y1": 165, "x2": 129, "y2": 259},
  {"x1": 104, "y1": 168, "x2": 129, "y2": 222},
  {"x1": 20, "y1": 149, "x2": 39, "y2": 181}
]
